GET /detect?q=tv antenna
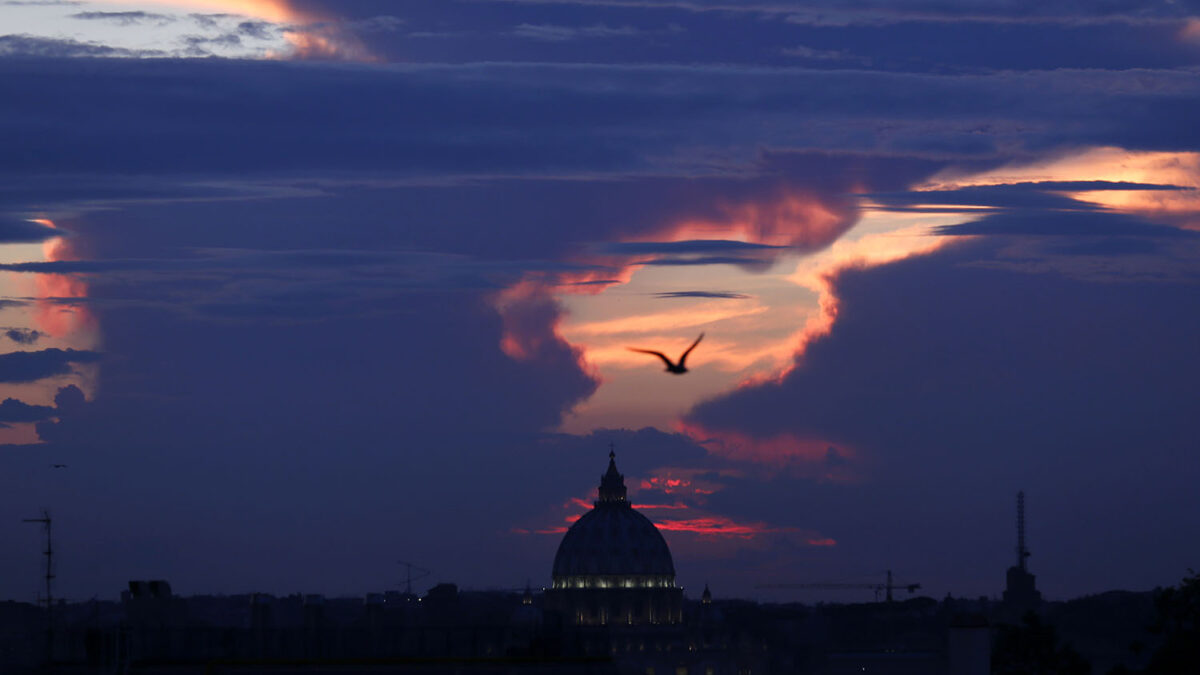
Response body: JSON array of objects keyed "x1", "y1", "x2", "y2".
[
  {"x1": 22, "y1": 509, "x2": 54, "y2": 665},
  {"x1": 398, "y1": 560, "x2": 431, "y2": 595}
]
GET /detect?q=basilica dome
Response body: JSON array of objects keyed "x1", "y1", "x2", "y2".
[
  {"x1": 545, "y1": 451, "x2": 684, "y2": 626},
  {"x1": 551, "y1": 452, "x2": 676, "y2": 586}
]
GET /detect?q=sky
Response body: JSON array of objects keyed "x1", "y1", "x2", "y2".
[{"x1": 1, "y1": 0, "x2": 1199, "y2": 605}]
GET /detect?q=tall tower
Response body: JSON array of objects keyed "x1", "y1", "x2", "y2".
[
  {"x1": 1002, "y1": 491, "x2": 1041, "y2": 617},
  {"x1": 1016, "y1": 491, "x2": 1030, "y2": 571}
]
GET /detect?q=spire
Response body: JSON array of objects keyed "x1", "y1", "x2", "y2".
[
  {"x1": 1016, "y1": 490, "x2": 1030, "y2": 571},
  {"x1": 597, "y1": 447, "x2": 628, "y2": 504},
  {"x1": 702, "y1": 584, "x2": 712, "y2": 605}
]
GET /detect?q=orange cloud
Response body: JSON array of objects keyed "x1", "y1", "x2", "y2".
[
  {"x1": 919, "y1": 147, "x2": 1200, "y2": 230},
  {"x1": 640, "y1": 191, "x2": 853, "y2": 250},
  {"x1": 631, "y1": 502, "x2": 690, "y2": 510},
  {"x1": 95, "y1": 0, "x2": 300, "y2": 23},
  {"x1": 94, "y1": 0, "x2": 373, "y2": 60},
  {"x1": 31, "y1": 221, "x2": 93, "y2": 338},
  {"x1": 636, "y1": 468, "x2": 729, "y2": 498},
  {"x1": 494, "y1": 281, "x2": 594, "y2": 384},
  {"x1": 653, "y1": 516, "x2": 790, "y2": 538}
]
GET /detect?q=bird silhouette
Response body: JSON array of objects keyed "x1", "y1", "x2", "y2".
[
  {"x1": 51, "y1": 464, "x2": 67, "y2": 469},
  {"x1": 628, "y1": 333, "x2": 704, "y2": 374}
]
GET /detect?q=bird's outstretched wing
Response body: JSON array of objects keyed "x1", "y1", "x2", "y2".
[
  {"x1": 677, "y1": 332, "x2": 704, "y2": 368},
  {"x1": 628, "y1": 348, "x2": 676, "y2": 368}
]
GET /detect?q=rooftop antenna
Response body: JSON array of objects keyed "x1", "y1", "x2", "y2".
[
  {"x1": 398, "y1": 560, "x2": 431, "y2": 596},
  {"x1": 22, "y1": 509, "x2": 54, "y2": 666},
  {"x1": 1016, "y1": 491, "x2": 1030, "y2": 571}
]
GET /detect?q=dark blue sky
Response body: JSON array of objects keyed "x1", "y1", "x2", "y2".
[{"x1": 0, "y1": 0, "x2": 1198, "y2": 603}]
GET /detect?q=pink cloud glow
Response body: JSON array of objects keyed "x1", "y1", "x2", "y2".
[{"x1": 30, "y1": 220, "x2": 93, "y2": 338}]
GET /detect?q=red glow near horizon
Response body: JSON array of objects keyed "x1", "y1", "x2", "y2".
[
  {"x1": 631, "y1": 502, "x2": 690, "y2": 510},
  {"x1": 652, "y1": 515, "x2": 825, "y2": 541},
  {"x1": 678, "y1": 421, "x2": 857, "y2": 478},
  {"x1": 637, "y1": 470, "x2": 725, "y2": 499}
]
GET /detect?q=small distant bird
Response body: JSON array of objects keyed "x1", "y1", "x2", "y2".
[
  {"x1": 628, "y1": 333, "x2": 704, "y2": 375},
  {"x1": 51, "y1": 464, "x2": 67, "y2": 469}
]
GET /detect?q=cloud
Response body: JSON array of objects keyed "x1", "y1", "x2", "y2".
[
  {"x1": 0, "y1": 218, "x2": 60, "y2": 243},
  {"x1": 512, "y1": 22, "x2": 644, "y2": 41},
  {"x1": 473, "y1": 0, "x2": 1196, "y2": 25},
  {"x1": 0, "y1": 348, "x2": 101, "y2": 383},
  {"x1": 0, "y1": 398, "x2": 56, "y2": 423},
  {"x1": 686, "y1": 235, "x2": 1200, "y2": 595},
  {"x1": 639, "y1": 256, "x2": 771, "y2": 267},
  {"x1": 4, "y1": 328, "x2": 41, "y2": 344},
  {"x1": 653, "y1": 291, "x2": 749, "y2": 299},
  {"x1": 237, "y1": 20, "x2": 274, "y2": 38},
  {"x1": 934, "y1": 209, "x2": 1199, "y2": 239},
  {"x1": 0, "y1": 35, "x2": 162, "y2": 58},
  {"x1": 599, "y1": 240, "x2": 787, "y2": 255},
  {"x1": 70, "y1": 11, "x2": 173, "y2": 25},
  {"x1": 781, "y1": 45, "x2": 870, "y2": 65},
  {"x1": 3, "y1": 58, "x2": 1199, "y2": 182}
]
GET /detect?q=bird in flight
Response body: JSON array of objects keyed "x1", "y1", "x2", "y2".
[
  {"x1": 628, "y1": 333, "x2": 704, "y2": 375},
  {"x1": 51, "y1": 464, "x2": 67, "y2": 469}
]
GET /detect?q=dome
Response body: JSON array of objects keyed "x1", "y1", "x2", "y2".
[{"x1": 551, "y1": 452, "x2": 676, "y2": 580}]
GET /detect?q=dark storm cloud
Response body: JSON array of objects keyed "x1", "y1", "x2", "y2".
[
  {"x1": 0, "y1": 249, "x2": 431, "y2": 274},
  {"x1": 935, "y1": 209, "x2": 1200, "y2": 239},
  {"x1": 639, "y1": 256, "x2": 769, "y2": 266},
  {"x1": 870, "y1": 181, "x2": 1191, "y2": 212},
  {"x1": 686, "y1": 236, "x2": 1200, "y2": 595},
  {"x1": 12, "y1": 288, "x2": 599, "y2": 594},
  {"x1": 653, "y1": 291, "x2": 749, "y2": 299},
  {"x1": 4, "y1": 328, "x2": 41, "y2": 344},
  {"x1": 3, "y1": 58, "x2": 1200, "y2": 182},
  {"x1": 0, "y1": 348, "x2": 101, "y2": 383},
  {"x1": 3, "y1": 1, "x2": 1199, "y2": 604},
  {"x1": 472, "y1": 0, "x2": 1194, "y2": 22},
  {"x1": 337, "y1": 3, "x2": 1198, "y2": 73},
  {"x1": 0, "y1": 397, "x2": 55, "y2": 423},
  {"x1": 599, "y1": 240, "x2": 787, "y2": 255},
  {"x1": 0, "y1": 217, "x2": 59, "y2": 243}
]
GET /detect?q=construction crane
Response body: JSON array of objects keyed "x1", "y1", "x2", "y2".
[{"x1": 757, "y1": 570, "x2": 921, "y2": 603}]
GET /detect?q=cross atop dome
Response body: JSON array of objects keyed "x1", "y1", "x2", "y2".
[{"x1": 598, "y1": 447, "x2": 628, "y2": 504}]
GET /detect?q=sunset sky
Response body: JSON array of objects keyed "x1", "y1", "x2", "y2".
[{"x1": 1, "y1": 0, "x2": 1199, "y2": 604}]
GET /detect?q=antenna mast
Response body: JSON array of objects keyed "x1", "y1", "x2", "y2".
[
  {"x1": 1016, "y1": 491, "x2": 1029, "y2": 571},
  {"x1": 398, "y1": 560, "x2": 430, "y2": 596},
  {"x1": 22, "y1": 509, "x2": 54, "y2": 665}
]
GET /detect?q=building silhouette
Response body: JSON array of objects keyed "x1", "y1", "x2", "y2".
[
  {"x1": 10, "y1": 456, "x2": 1168, "y2": 674},
  {"x1": 545, "y1": 450, "x2": 683, "y2": 627},
  {"x1": 1001, "y1": 491, "x2": 1041, "y2": 619}
]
